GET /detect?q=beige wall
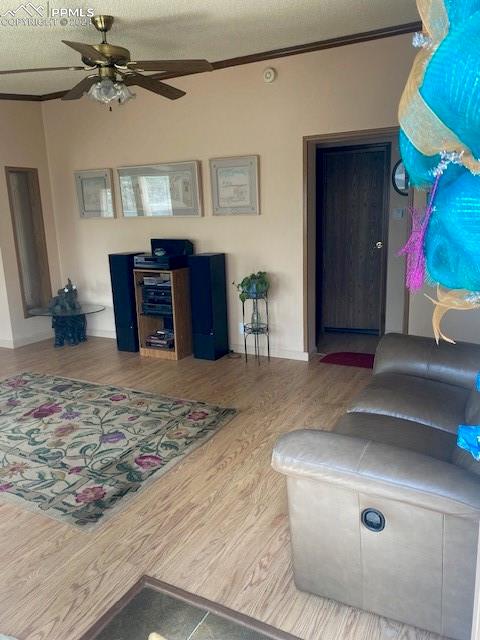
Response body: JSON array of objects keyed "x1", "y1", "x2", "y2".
[
  {"x1": 0, "y1": 34, "x2": 474, "y2": 355},
  {"x1": 409, "y1": 285, "x2": 480, "y2": 344},
  {"x1": 41, "y1": 34, "x2": 416, "y2": 359},
  {"x1": 0, "y1": 248, "x2": 13, "y2": 347},
  {"x1": 0, "y1": 100, "x2": 60, "y2": 348},
  {"x1": 385, "y1": 142, "x2": 409, "y2": 334}
]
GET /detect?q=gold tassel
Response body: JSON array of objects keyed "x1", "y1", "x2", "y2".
[{"x1": 425, "y1": 286, "x2": 480, "y2": 344}]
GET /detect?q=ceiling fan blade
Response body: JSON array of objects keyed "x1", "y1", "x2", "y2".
[
  {"x1": 127, "y1": 59, "x2": 213, "y2": 73},
  {"x1": 61, "y1": 76, "x2": 98, "y2": 101},
  {"x1": 62, "y1": 40, "x2": 109, "y2": 63},
  {"x1": 121, "y1": 72, "x2": 186, "y2": 100},
  {"x1": 0, "y1": 65, "x2": 87, "y2": 75}
]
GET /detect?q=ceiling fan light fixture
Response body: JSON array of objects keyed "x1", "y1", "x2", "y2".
[
  {"x1": 116, "y1": 82, "x2": 136, "y2": 104},
  {"x1": 87, "y1": 77, "x2": 135, "y2": 105}
]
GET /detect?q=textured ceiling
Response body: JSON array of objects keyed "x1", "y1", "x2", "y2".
[{"x1": 0, "y1": 0, "x2": 419, "y2": 95}]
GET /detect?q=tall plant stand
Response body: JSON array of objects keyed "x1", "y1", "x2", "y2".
[{"x1": 242, "y1": 294, "x2": 270, "y2": 363}]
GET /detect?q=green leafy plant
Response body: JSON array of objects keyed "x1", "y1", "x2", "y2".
[{"x1": 236, "y1": 271, "x2": 270, "y2": 302}]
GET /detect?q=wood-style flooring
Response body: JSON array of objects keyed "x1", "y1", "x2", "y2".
[{"x1": 0, "y1": 338, "x2": 442, "y2": 640}]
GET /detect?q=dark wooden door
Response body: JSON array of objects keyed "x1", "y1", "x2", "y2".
[{"x1": 319, "y1": 145, "x2": 389, "y2": 335}]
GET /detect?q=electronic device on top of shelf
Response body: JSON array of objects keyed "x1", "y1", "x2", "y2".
[{"x1": 134, "y1": 239, "x2": 194, "y2": 270}]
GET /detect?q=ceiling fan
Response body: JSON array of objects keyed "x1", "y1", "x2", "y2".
[{"x1": 0, "y1": 15, "x2": 213, "y2": 104}]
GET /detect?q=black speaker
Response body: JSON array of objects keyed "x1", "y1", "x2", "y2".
[
  {"x1": 188, "y1": 253, "x2": 229, "y2": 360},
  {"x1": 108, "y1": 252, "x2": 143, "y2": 352}
]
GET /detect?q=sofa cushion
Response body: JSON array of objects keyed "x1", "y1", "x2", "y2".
[
  {"x1": 452, "y1": 447, "x2": 480, "y2": 476},
  {"x1": 347, "y1": 372, "x2": 468, "y2": 434},
  {"x1": 465, "y1": 388, "x2": 480, "y2": 424},
  {"x1": 335, "y1": 412, "x2": 457, "y2": 462}
]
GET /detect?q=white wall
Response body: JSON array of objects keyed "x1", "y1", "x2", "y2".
[{"x1": 41, "y1": 34, "x2": 416, "y2": 360}]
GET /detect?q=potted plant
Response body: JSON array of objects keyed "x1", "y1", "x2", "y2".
[{"x1": 236, "y1": 271, "x2": 270, "y2": 302}]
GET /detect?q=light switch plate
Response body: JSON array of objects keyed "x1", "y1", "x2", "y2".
[{"x1": 392, "y1": 207, "x2": 405, "y2": 220}]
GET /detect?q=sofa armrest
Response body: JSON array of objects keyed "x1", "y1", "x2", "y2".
[
  {"x1": 373, "y1": 333, "x2": 480, "y2": 389},
  {"x1": 272, "y1": 429, "x2": 480, "y2": 518}
]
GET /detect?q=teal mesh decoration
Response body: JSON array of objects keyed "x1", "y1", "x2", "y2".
[
  {"x1": 425, "y1": 169, "x2": 480, "y2": 290},
  {"x1": 398, "y1": 0, "x2": 480, "y2": 342},
  {"x1": 458, "y1": 424, "x2": 480, "y2": 460},
  {"x1": 421, "y1": 11, "x2": 480, "y2": 160},
  {"x1": 399, "y1": 131, "x2": 462, "y2": 188},
  {"x1": 443, "y1": 0, "x2": 480, "y2": 29}
]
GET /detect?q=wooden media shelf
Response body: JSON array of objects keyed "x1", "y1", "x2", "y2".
[{"x1": 133, "y1": 268, "x2": 192, "y2": 360}]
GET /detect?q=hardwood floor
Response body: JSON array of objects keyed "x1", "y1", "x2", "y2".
[{"x1": 0, "y1": 338, "x2": 442, "y2": 640}]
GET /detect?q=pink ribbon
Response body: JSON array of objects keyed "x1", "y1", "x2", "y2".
[{"x1": 398, "y1": 173, "x2": 441, "y2": 291}]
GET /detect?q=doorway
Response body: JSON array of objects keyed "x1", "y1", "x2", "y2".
[
  {"x1": 316, "y1": 143, "x2": 390, "y2": 350},
  {"x1": 5, "y1": 166, "x2": 52, "y2": 317},
  {"x1": 303, "y1": 127, "x2": 408, "y2": 356}
]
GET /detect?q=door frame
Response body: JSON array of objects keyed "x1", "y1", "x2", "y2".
[{"x1": 303, "y1": 126, "x2": 408, "y2": 355}]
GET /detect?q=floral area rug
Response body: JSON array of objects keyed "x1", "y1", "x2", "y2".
[{"x1": 0, "y1": 373, "x2": 236, "y2": 530}]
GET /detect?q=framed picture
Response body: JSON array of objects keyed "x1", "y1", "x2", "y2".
[
  {"x1": 117, "y1": 161, "x2": 202, "y2": 217},
  {"x1": 74, "y1": 169, "x2": 115, "y2": 218},
  {"x1": 210, "y1": 155, "x2": 260, "y2": 215}
]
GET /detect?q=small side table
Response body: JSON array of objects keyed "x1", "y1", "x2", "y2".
[
  {"x1": 242, "y1": 294, "x2": 270, "y2": 363},
  {"x1": 29, "y1": 304, "x2": 105, "y2": 347}
]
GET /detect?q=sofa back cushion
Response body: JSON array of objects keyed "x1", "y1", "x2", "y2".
[{"x1": 374, "y1": 333, "x2": 480, "y2": 390}]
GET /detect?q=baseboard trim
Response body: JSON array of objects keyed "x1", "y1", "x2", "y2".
[
  {"x1": 2, "y1": 330, "x2": 308, "y2": 362},
  {"x1": 10, "y1": 331, "x2": 53, "y2": 349},
  {"x1": 87, "y1": 328, "x2": 116, "y2": 340},
  {"x1": 1, "y1": 329, "x2": 115, "y2": 349},
  {"x1": 85, "y1": 330, "x2": 310, "y2": 361},
  {"x1": 230, "y1": 342, "x2": 309, "y2": 361}
]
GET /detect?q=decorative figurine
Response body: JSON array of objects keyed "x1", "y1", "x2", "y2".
[
  {"x1": 48, "y1": 278, "x2": 81, "y2": 314},
  {"x1": 48, "y1": 279, "x2": 86, "y2": 347}
]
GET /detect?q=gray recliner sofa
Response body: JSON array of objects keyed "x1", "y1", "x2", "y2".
[{"x1": 272, "y1": 333, "x2": 480, "y2": 640}]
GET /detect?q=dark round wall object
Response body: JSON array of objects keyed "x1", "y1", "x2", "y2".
[{"x1": 392, "y1": 159, "x2": 410, "y2": 195}]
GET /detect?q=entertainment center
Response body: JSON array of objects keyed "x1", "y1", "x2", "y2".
[{"x1": 109, "y1": 239, "x2": 229, "y2": 361}]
